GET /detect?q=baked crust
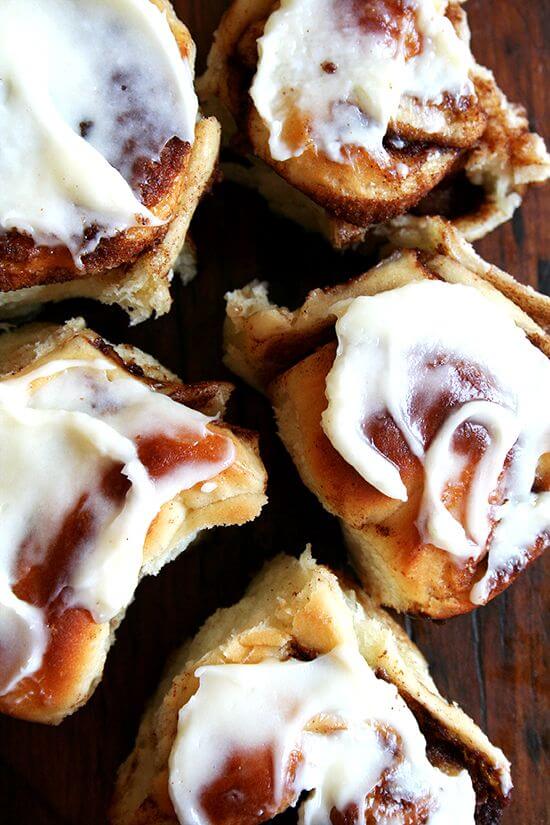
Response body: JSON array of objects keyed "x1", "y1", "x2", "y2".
[
  {"x1": 0, "y1": 318, "x2": 267, "y2": 723},
  {"x1": 0, "y1": 0, "x2": 220, "y2": 323},
  {"x1": 223, "y1": 216, "x2": 550, "y2": 617},
  {"x1": 110, "y1": 551, "x2": 511, "y2": 824},
  {"x1": 201, "y1": 0, "x2": 550, "y2": 244}
]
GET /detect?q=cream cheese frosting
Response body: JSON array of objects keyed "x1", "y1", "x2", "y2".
[
  {"x1": 0, "y1": 357, "x2": 234, "y2": 696},
  {"x1": 322, "y1": 281, "x2": 550, "y2": 604},
  {"x1": 250, "y1": 0, "x2": 474, "y2": 165},
  {"x1": 0, "y1": 0, "x2": 198, "y2": 263},
  {"x1": 168, "y1": 643, "x2": 476, "y2": 824}
]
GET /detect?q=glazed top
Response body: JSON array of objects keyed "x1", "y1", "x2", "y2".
[
  {"x1": 0, "y1": 0, "x2": 198, "y2": 263},
  {"x1": 322, "y1": 281, "x2": 550, "y2": 604},
  {"x1": 0, "y1": 355, "x2": 234, "y2": 696},
  {"x1": 250, "y1": 0, "x2": 474, "y2": 165},
  {"x1": 169, "y1": 643, "x2": 479, "y2": 824}
]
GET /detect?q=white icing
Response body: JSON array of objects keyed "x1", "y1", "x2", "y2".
[
  {"x1": 322, "y1": 281, "x2": 550, "y2": 603},
  {"x1": 250, "y1": 0, "x2": 473, "y2": 164},
  {"x1": 0, "y1": 0, "x2": 198, "y2": 263},
  {"x1": 168, "y1": 644, "x2": 476, "y2": 824},
  {"x1": 0, "y1": 357, "x2": 234, "y2": 695}
]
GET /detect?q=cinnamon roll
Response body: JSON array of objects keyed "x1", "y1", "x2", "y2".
[
  {"x1": 111, "y1": 551, "x2": 511, "y2": 824},
  {"x1": 224, "y1": 216, "x2": 550, "y2": 617},
  {"x1": 0, "y1": 0, "x2": 220, "y2": 323},
  {"x1": 201, "y1": 0, "x2": 549, "y2": 246},
  {"x1": 0, "y1": 318, "x2": 266, "y2": 723}
]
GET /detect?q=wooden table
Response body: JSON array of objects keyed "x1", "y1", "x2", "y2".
[{"x1": 1, "y1": 1, "x2": 548, "y2": 822}]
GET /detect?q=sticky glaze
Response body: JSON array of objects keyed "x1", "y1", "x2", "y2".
[
  {"x1": 322, "y1": 281, "x2": 550, "y2": 603},
  {"x1": 0, "y1": 0, "x2": 198, "y2": 264},
  {"x1": 168, "y1": 644, "x2": 476, "y2": 824},
  {"x1": 250, "y1": 0, "x2": 474, "y2": 165},
  {"x1": 0, "y1": 358, "x2": 234, "y2": 696}
]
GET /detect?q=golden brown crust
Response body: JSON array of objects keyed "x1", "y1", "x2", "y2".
[
  {"x1": 110, "y1": 552, "x2": 511, "y2": 824},
  {"x1": 223, "y1": 216, "x2": 550, "y2": 617},
  {"x1": 0, "y1": 319, "x2": 267, "y2": 723},
  {"x1": 0, "y1": 0, "x2": 220, "y2": 322},
  {"x1": 201, "y1": 0, "x2": 550, "y2": 243},
  {"x1": 246, "y1": 108, "x2": 466, "y2": 228}
]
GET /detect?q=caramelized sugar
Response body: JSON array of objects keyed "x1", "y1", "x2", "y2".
[
  {"x1": 137, "y1": 430, "x2": 231, "y2": 480},
  {"x1": 200, "y1": 746, "x2": 301, "y2": 825},
  {"x1": 340, "y1": 0, "x2": 422, "y2": 59},
  {"x1": 13, "y1": 464, "x2": 130, "y2": 610},
  {"x1": 331, "y1": 795, "x2": 430, "y2": 825},
  {"x1": 362, "y1": 352, "x2": 512, "y2": 534},
  {"x1": 280, "y1": 103, "x2": 311, "y2": 155}
]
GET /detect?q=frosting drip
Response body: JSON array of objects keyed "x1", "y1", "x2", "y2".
[
  {"x1": 322, "y1": 281, "x2": 550, "y2": 603},
  {"x1": 0, "y1": 357, "x2": 234, "y2": 696},
  {"x1": 168, "y1": 644, "x2": 476, "y2": 824},
  {"x1": 0, "y1": 0, "x2": 198, "y2": 263},
  {"x1": 250, "y1": 0, "x2": 474, "y2": 165}
]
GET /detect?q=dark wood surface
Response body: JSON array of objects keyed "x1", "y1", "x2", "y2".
[{"x1": 1, "y1": 1, "x2": 548, "y2": 823}]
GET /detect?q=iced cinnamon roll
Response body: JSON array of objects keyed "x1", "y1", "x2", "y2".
[
  {"x1": 224, "y1": 216, "x2": 550, "y2": 617},
  {"x1": 0, "y1": 0, "x2": 220, "y2": 322},
  {"x1": 0, "y1": 319, "x2": 266, "y2": 723},
  {"x1": 201, "y1": 0, "x2": 549, "y2": 246},
  {"x1": 111, "y1": 552, "x2": 511, "y2": 824}
]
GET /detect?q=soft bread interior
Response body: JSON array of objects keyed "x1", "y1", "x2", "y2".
[
  {"x1": 0, "y1": 319, "x2": 267, "y2": 723},
  {"x1": 111, "y1": 551, "x2": 511, "y2": 825}
]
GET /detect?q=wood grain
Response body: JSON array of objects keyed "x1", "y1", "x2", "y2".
[{"x1": 0, "y1": 1, "x2": 548, "y2": 823}]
